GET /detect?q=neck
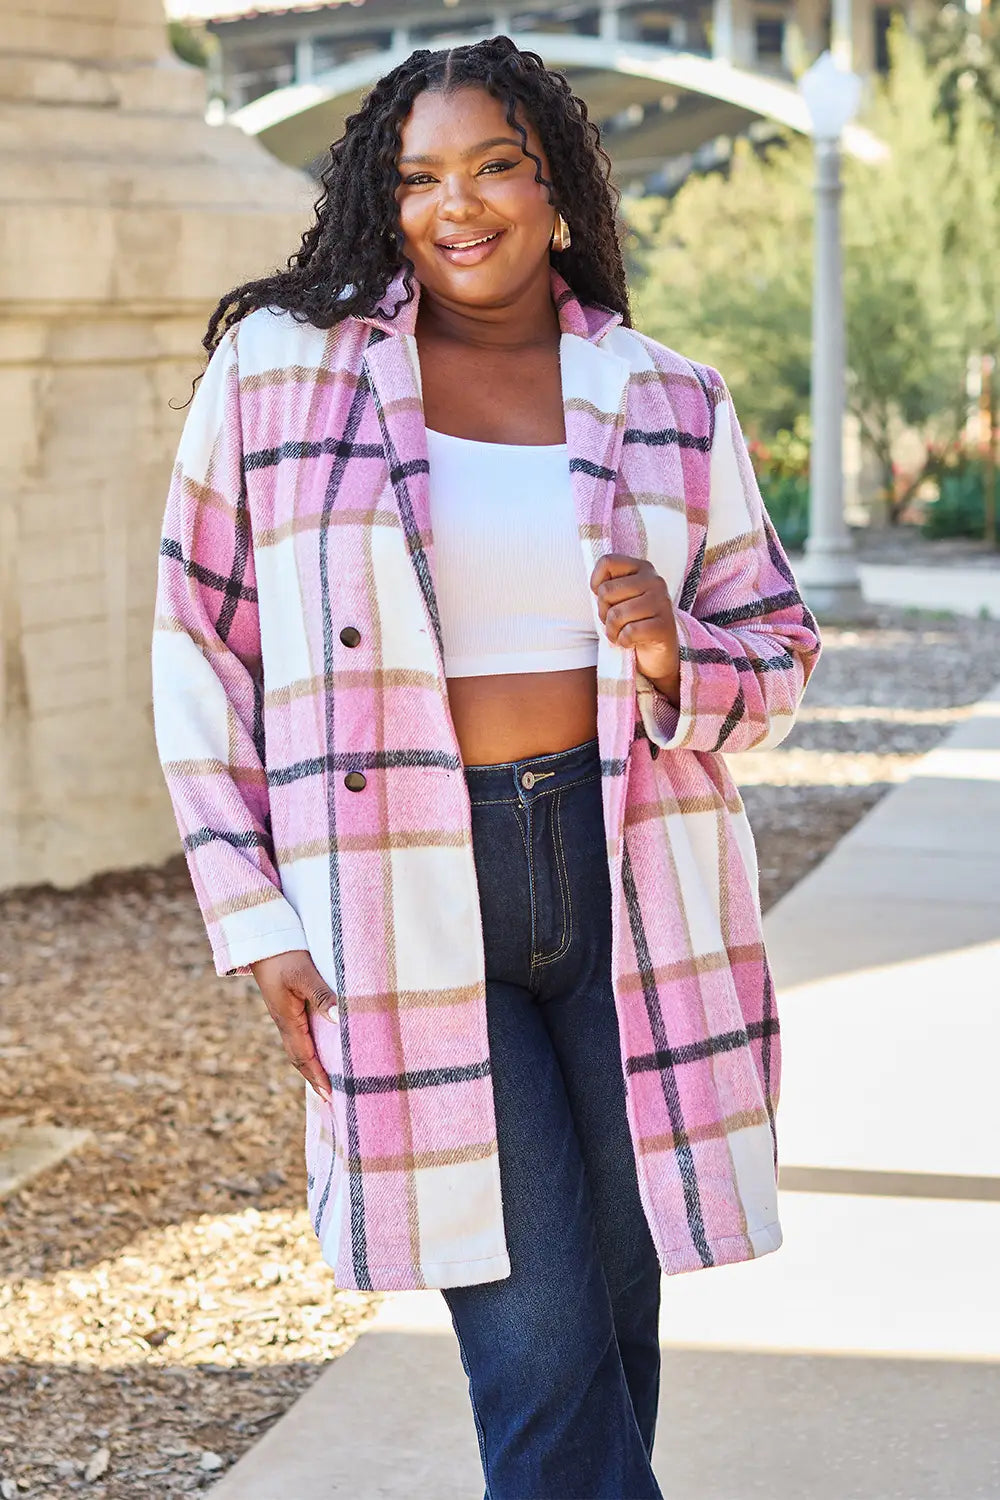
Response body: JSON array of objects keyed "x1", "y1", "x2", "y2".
[{"x1": 415, "y1": 264, "x2": 560, "y2": 351}]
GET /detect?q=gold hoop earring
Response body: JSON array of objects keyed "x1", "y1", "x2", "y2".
[{"x1": 551, "y1": 212, "x2": 572, "y2": 253}]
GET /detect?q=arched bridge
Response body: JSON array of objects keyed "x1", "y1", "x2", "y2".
[{"x1": 173, "y1": 2, "x2": 888, "y2": 184}]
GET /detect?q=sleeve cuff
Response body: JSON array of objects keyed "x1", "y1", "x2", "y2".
[
  {"x1": 635, "y1": 612, "x2": 695, "y2": 750},
  {"x1": 212, "y1": 917, "x2": 310, "y2": 980}
]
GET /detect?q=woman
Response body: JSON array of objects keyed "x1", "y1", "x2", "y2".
[{"x1": 152, "y1": 36, "x2": 820, "y2": 1500}]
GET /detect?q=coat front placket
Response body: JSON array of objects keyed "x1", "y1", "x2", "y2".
[
  {"x1": 360, "y1": 320, "x2": 637, "y2": 1286},
  {"x1": 559, "y1": 331, "x2": 634, "y2": 920},
  {"x1": 360, "y1": 327, "x2": 509, "y2": 1286}
]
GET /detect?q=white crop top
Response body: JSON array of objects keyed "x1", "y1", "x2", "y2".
[{"x1": 425, "y1": 428, "x2": 600, "y2": 678}]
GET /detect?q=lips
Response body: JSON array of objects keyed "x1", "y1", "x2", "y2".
[{"x1": 434, "y1": 229, "x2": 506, "y2": 266}]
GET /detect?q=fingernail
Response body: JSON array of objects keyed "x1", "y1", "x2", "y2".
[{"x1": 316, "y1": 1087, "x2": 332, "y2": 1105}]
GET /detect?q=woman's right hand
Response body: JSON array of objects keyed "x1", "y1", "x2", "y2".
[{"x1": 250, "y1": 950, "x2": 336, "y2": 1104}]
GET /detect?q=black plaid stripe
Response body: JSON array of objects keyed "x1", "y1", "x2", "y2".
[
  {"x1": 626, "y1": 1014, "x2": 781, "y2": 1074},
  {"x1": 570, "y1": 456, "x2": 616, "y2": 483},
  {"x1": 389, "y1": 458, "x2": 431, "y2": 486},
  {"x1": 268, "y1": 747, "x2": 462, "y2": 789},
  {"x1": 620, "y1": 842, "x2": 713, "y2": 1267},
  {"x1": 321, "y1": 1058, "x2": 492, "y2": 1098},
  {"x1": 760, "y1": 965, "x2": 779, "y2": 1165},
  {"x1": 701, "y1": 589, "x2": 804, "y2": 629},
  {"x1": 365, "y1": 347, "x2": 443, "y2": 666},
  {"x1": 762, "y1": 510, "x2": 797, "y2": 588},
  {"x1": 183, "y1": 825, "x2": 270, "y2": 854},
  {"x1": 313, "y1": 370, "x2": 373, "y2": 1285},
  {"x1": 251, "y1": 667, "x2": 266, "y2": 769},
  {"x1": 623, "y1": 427, "x2": 711, "y2": 452},
  {"x1": 687, "y1": 361, "x2": 719, "y2": 449},
  {"x1": 678, "y1": 533, "x2": 706, "y2": 614},
  {"x1": 680, "y1": 645, "x2": 795, "y2": 672},
  {"x1": 158, "y1": 538, "x2": 258, "y2": 607},
  {"x1": 245, "y1": 438, "x2": 385, "y2": 470},
  {"x1": 714, "y1": 681, "x2": 747, "y2": 752},
  {"x1": 217, "y1": 466, "x2": 254, "y2": 644}
]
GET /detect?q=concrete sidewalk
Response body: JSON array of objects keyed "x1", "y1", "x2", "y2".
[
  {"x1": 211, "y1": 683, "x2": 1000, "y2": 1500},
  {"x1": 859, "y1": 561, "x2": 1000, "y2": 619}
]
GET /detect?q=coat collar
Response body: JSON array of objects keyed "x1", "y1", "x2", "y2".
[{"x1": 356, "y1": 266, "x2": 624, "y2": 345}]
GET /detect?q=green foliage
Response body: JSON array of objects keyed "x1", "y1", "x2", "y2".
[
  {"x1": 758, "y1": 472, "x2": 811, "y2": 551},
  {"x1": 922, "y1": 3, "x2": 1000, "y2": 135},
  {"x1": 628, "y1": 26, "x2": 1000, "y2": 522},
  {"x1": 748, "y1": 417, "x2": 811, "y2": 550},
  {"x1": 920, "y1": 460, "x2": 988, "y2": 538},
  {"x1": 169, "y1": 20, "x2": 210, "y2": 69},
  {"x1": 628, "y1": 147, "x2": 813, "y2": 437},
  {"x1": 748, "y1": 416, "x2": 811, "y2": 479}
]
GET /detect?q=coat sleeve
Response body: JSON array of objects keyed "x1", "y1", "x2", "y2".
[
  {"x1": 151, "y1": 326, "x2": 308, "y2": 978},
  {"x1": 636, "y1": 368, "x2": 821, "y2": 754}
]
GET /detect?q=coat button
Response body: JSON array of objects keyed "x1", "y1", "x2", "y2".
[
  {"x1": 339, "y1": 626, "x2": 361, "y2": 648},
  {"x1": 344, "y1": 771, "x2": 367, "y2": 792}
]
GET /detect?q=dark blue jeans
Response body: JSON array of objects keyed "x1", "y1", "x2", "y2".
[{"x1": 442, "y1": 738, "x2": 664, "y2": 1500}]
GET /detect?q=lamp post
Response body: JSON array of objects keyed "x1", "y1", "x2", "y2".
[{"x1": 797, "y1": 51, "x2": 866, "y2": 620}]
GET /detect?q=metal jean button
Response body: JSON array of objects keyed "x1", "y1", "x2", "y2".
[{"x1": 520, "y1": 770, "x2": 535, "y2": 790}]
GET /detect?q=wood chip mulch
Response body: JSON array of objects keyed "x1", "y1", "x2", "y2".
[{"x1": 2, "y1": 605, "x2": 999, "y2": 1497}]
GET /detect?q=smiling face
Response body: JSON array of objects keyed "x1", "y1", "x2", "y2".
[{"x1": 395, "y1": 85, "x2": 559, "y2": 313}]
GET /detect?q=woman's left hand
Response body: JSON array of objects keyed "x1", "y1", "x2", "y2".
[{"x1": 591, "y1": 553, "x2": 681, "y2": 705}]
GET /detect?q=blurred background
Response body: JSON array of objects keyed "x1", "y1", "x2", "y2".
[{"x1": 1, "y1": 3, "x2": 998, "y2": 1496}]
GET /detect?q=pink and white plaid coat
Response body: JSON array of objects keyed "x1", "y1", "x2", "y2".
[{"x1": 152, "y1": 268, "x2": 820, "y2": 1291}]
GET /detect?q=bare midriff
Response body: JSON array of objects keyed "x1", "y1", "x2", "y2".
[{"x1": 445, "y1": 666, "x2": 598, "y2": 767}]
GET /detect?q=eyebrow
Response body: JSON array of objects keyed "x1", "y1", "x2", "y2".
[{"x1": 398, "y1": 136, "x2": 524, "y2": 166}]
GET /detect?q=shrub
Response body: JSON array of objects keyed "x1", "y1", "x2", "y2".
[
  {"x1": 757, "y1": 472, "x2": 811, "y2": 552},
  {"x1": 921, "y1": 460, "x2": 988, "y2": 538},
  {"x1": 169, "y1": 20, "x2": 210, "y2": 69},
  {"x1": 749, "y1": 420, "x2": 811, "y2": 551}
]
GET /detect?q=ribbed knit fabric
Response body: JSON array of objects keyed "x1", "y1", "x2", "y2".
[{"x1": 425, "y1": 427, "x2": 599, "y2": 677}]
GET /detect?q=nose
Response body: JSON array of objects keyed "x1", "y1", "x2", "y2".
[{"x1": 437, "y1": 171, "x2": 485, "y2": 222}]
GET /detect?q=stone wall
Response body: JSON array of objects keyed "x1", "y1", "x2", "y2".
[{"x1": 0, "y1": 0, "x2": 313, "y2": 890}]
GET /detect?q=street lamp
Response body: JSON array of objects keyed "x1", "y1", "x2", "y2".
[{"x1": 797, "y1": 51, "x2": 866, "y2": 620}]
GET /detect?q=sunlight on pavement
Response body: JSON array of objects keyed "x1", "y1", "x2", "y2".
[
  {"x1": 796, "y1": 705, "x2": 968, "y2": 725},
  {"x1": 913, "y1": 746, "x2": 1000, "y2": 781},
  {"x1": 731, "y1": 748, "x2": 919, "y2": 786}
]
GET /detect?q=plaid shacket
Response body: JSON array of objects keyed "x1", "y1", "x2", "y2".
[{"x1": 152, "y1": 268, "x2": 821, "y2": 1291}]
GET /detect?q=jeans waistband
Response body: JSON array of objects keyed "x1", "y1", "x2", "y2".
[{"x1": 464, "y1": 737, "x2": 601, "y2": 805}]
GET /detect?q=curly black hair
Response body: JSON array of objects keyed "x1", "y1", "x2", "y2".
[{"x1": 201, "y1": 34, "x2": 630, "y2": 357}]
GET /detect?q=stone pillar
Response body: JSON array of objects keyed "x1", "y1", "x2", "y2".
[
  {"x1": 831, "y1": 0, "x2": 875, "y2": 75},
  {"x1": 0, "y1": 0, "x2": 311, "y2": 891},
  {"x1": 712, "y1": 0, "x2": 756, "y2": 66},
  {"x1": 797, "y1": 138, "x2": 865, "y2": 618},
  {"x1": 599, "y1": 2, "x2": 621, "y2": 42},
  {"x1": 851, "y1": 0, "x2": 876, "y2": 75},
  {"x1": 294, "y1": 33, "x2": 315, "y2": 84},
  {"x1": 787, "y1": 0, "x2": 826, "y2": 68},
  {"x1": 831, "y1": 0, "x2": 853, "y2": 66}
]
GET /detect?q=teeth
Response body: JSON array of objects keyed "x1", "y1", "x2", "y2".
[{"x1": 446, "y1": 233, "x2": 497, "y2": 249}]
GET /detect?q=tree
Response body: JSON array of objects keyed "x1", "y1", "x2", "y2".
[
  {"x1": 628, "y1": 143, "x2": 813, "y2": 437},
  {"x1": 840, "y1": 26, "x2": 971, "y2": 512},
  {"x1": 169, "y1": 20, "x2": 211, "y2": 71},
  {"x1": 922, "y1": 0, "x2": 1000, "y2": 135},
  {"x1": 629, "y1": 27, "x2": 1000, "y2": 522}
]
